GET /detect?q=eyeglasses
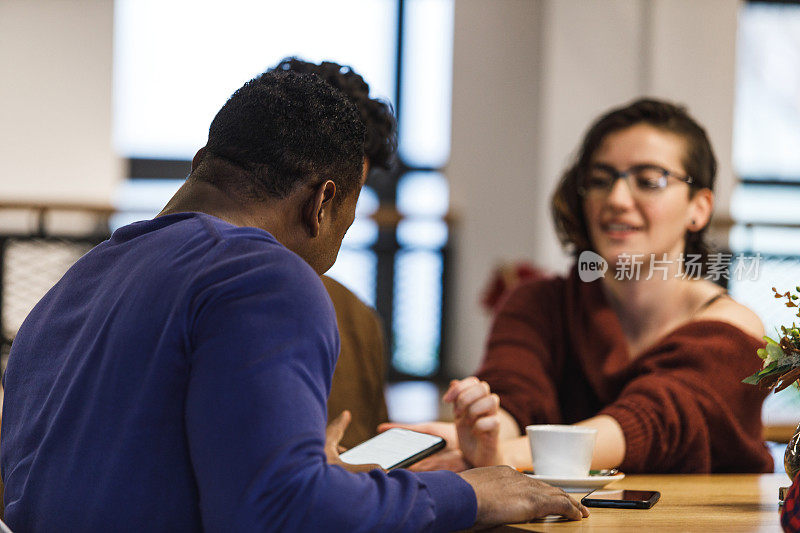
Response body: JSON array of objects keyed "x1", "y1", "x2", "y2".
[{"x1": 578, "y1": 164, "x2": 694, "y2": 198}]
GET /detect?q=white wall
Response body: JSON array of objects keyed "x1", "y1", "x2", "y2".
[
  {"x1": 447, "y1": 0, "x2": 544, "y2": 378},
  {"x1": 0, "y1": 0, "x2": 121, "y2": 205},
  {"x1": 446, "y1": 0, "x2": 740, "y2": 377},
  {"x1": 647, "y1": 0, "x2": 740, "y2": 217}
]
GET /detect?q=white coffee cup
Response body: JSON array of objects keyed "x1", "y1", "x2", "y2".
[{"x1": 526, "y1": 425, "x2": 597, "y2": 478}]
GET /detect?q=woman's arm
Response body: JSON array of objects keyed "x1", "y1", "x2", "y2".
[
  {"x1": 573, "y1": 415, "x2": 625, "y2": 469},
  {"x1": 450, "y1": 380, "x2": 625, "y2": 471},
  {"x1": 497, "y1": 414, "x2": 626, "y2": 471},
  {"x1": 595, "y1": 322, "x2": 771, "y2": 473}
]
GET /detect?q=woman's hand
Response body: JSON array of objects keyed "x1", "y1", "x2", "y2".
[
  {"x1": 444, "y1": 377, "x2": 504, "y2": 467},
  {"x1": 407, "y1": 449, "x2": 471, "y2": 472},
  {"x1": 375, "y1": 377, "x2": 505, "y2": 471},
  {"x1": 377, "y1": 421, "x2": 458, "y2": 449}
]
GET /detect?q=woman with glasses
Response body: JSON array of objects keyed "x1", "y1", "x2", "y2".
[{"x1": 388, "y1": 99, "x2": 773, "y2": 474}]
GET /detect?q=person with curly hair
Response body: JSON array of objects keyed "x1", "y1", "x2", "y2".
[{"x1": 272, "y1": 57, "x2": 397, "y2": 173}]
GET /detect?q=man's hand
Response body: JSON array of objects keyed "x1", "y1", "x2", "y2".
[
  {"x1": 326, "y1": 410, "x2": 381, "y2": 473},
  {"x1": 377, "y1": 421, "x2": 468, "y2": 471},
  {"x1": 459, "y1": 466, "x2": 589, "y2": 527}
]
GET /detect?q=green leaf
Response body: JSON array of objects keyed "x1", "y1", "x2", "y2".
[
  {"x1": 742, "y1": 372, "x2": 763, "y2": 384},
  {"x1": 764, "y1": 342, "x2": 786, "y2": 366},
  {"x1": 757, "y1": 361, "x2": 783, "y2": 375},
  {"x1": 742, "y1": 363, "x2": 794, "y2": 385}
]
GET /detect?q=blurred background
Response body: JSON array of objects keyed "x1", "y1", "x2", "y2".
[{"x1": 1, "y1": 0, "x2": 799, "y2": 435}]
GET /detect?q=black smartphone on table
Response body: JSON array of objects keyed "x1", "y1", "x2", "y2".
[
  {"x1": 339, "y1": 428, "x2": 446, "y2": 470},
  {"x1": 581, "y1": 489, "x2": 660, "y2": 509}
]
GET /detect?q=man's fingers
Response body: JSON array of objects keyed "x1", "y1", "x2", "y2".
[
  {"x1": 339, "y1": 461, "x2": 383, "y2": 473},
  {"x1": 556, "y1": 494, "x2": 586, "y2": 521},
  {"x1": 324, "y1": 411, "x2": 351, "y2": 464},
  {"x1": 524, "y1": 479, "x2": 585, "y2": 520},
  {"x1": 460, "y1": 467, "x2": 588, "y2": 528},
  {"x1": 327, "y1": 410, "x2": 351, "y2": 444},
  {"x1": 534, "y1": 491, "x2": 586, "y2": 521},
  {"x1": 560, "y1": 492, "x2": 589, "y2": 518}
]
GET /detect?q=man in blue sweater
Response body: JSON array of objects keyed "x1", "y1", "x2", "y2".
[{"x1": 0, "y1": 70, "x2": 586, "y2": 531}]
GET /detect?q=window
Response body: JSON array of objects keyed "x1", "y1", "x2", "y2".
[
  {"x1": 731, "y1": 0, "x2": 800, "y2": 425},
  {"x1": 113, "y1": 0, "x2": 454, "y2": 378}
]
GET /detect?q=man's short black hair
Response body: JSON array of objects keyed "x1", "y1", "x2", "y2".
[
  {"x1": 272, "y1": 57, "x2": 396, "y2": 170},
  {"x1": 200, "y1": 70, "x2": 365, "y2": 201}
]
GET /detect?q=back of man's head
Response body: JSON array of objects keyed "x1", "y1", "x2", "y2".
[
  {"x1": 198, "y1": 70, "x2": 366, "y2": 202},
  {"x1": 271, "y1": 58, "x2": 396, "y2": 170}
]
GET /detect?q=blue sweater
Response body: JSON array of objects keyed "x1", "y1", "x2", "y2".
[{"x1": 1, "y1": 213, "x2": 476, "y2": 532}]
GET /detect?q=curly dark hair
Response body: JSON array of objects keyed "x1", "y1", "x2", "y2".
[
  {"x1": 552, "y1": 98, "x2": 717, "y2": 262},
  {"x1": 272, "y1": 57, "x2": 397, "y2": 170},
  {"x1": 199, "y1": 70, "x2": 365, "y2": 202}
]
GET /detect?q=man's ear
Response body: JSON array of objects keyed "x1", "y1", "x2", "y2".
[
  {"x1": 191, "y1": 147, "x2": 208, "y2": 171},
  {"x1": 303, "y1": 180, "x2": 337, "y2": 238}
]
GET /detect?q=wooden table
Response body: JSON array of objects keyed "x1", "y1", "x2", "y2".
[{"x1": 496, "y1": 474, "x2": 789, "y2": 532}]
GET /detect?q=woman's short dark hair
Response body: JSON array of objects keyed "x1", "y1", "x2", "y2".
[{"x1": 551, "y1": 98, "x2": 717, "y2": 261}]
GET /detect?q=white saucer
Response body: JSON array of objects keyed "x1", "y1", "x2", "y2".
[{"x1": 525, "y1": 472, "x2": 625, "y2": 492}]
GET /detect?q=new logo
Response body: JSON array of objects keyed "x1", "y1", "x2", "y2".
[{"x1": 578, "y1": 251, "x2": 607, "y2": 282}]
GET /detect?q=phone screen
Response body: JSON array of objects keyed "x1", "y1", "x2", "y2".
[
  {"x1": 339, "y1": 428, "x2": 445, "y2": 470},
  {"x1": 581, "y1": 489, "x2": 660, "y2": 509}
]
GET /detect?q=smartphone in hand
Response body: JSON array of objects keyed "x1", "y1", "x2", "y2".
[{"x1": 339, "y1": 428, "x2": 445, "y2": 470}]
